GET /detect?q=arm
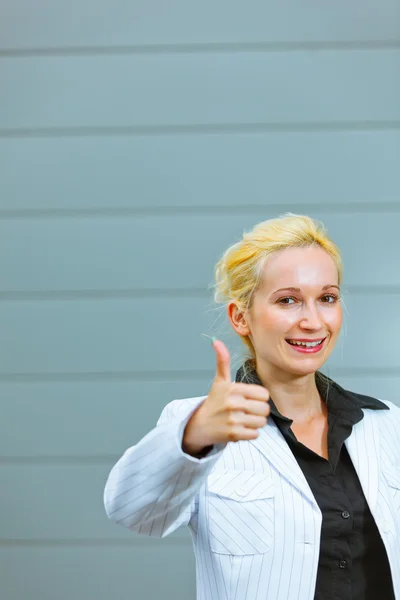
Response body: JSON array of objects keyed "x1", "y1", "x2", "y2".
[
  {"x1": 103, "y1": 397, "x2": 224, "y2": 538},
  {"x1": 104, "y1": 338, "x2": 270, "y2": 538}
]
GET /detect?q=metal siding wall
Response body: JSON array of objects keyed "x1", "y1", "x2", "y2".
[{"x1": 1, "y1": 2, "x2": 399, "y2": 599}]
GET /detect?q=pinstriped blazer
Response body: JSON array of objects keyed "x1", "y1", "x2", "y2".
[{"x1": 104, "y1": 395, "x2": 400, "y2": 600}]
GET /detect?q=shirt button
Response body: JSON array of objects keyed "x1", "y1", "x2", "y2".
[
  {"x1": 341, "y1": 510, "x2": 350, "y2": 519},
  {"x1": 339, "y1": 560, "x2": 347, "y2": 569}
]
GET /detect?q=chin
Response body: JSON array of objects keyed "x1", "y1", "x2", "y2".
[{"x1": 286, "y1": 358, "x2": 326, "y2": 377}]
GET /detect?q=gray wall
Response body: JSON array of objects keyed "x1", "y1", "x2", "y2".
[{"x1": 0, "y1": 2, "x2": 399, "y2": 599}]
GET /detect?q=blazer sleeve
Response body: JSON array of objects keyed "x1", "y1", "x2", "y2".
[{"x1": 103, "y1": 396, "x2": 225, "y2": 538}]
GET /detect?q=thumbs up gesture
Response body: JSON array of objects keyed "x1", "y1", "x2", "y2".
[{"x1": 182, "y1": 339, "x2": 270, "y2": 457}]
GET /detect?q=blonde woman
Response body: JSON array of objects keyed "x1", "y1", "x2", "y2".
[{"x1": 104, "y1": 215, "x2": 399, "y2": 600}]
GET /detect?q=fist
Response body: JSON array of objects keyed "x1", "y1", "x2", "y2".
[{"x1": 182, "y1": 339, "x2": 270, "y2": 456}]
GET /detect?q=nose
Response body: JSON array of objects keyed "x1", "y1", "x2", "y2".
[{"x1": 299, "y1": 301, "x2": 323, "y2": 331}]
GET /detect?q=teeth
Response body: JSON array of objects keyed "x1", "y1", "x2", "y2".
[{"x1": 289, "y1": 340, "x2": 323, "y2": 348}]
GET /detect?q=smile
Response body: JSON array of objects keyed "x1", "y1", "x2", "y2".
[{"x1": 286, "y1": 338, "x2": 327, "y2": 353}]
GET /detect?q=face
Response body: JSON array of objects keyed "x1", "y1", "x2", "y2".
[{"x1": 229, "y1": 245, "x2": 342, "y2": 379}]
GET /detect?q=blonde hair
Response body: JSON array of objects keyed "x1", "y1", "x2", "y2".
[{"x1": 213, "y1": 213, "x2": 343, "y2": 362}]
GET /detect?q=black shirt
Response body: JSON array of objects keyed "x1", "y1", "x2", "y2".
[{"x1": 235, "y1": 365, "x2": 395, "y2": 600}]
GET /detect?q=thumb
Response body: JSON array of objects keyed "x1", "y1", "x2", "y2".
[{"x1": 213, "y1": 339, "x2": 231, "y2": 383}]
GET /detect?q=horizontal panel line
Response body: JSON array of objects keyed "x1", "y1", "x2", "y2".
[
  {"x1": 0, "y1": 284, "x2": 397, "y2": 301},
  {"x1": 0, "y1": 369, "x2": 214, "y2": 382},
  {"x1": 1, "y1": 120, "x2": 399, "y2": 139},
  {"x1": 0, "y1": 538, "x2": 190, "y2": 547},
  {"x1": 0, "y1": 202, "x2": 400, "y2": 220},
  {"x1": 0, "y1": 367, "x2": 398, "y2": 384},
  {"x1": 0, "y1": 456, "x2": 119, "y2": 466},
  {"x1": 0, "y1": 288, "x2": 211, "y2": 300},
  {"x1": 1, "y1": 40, "x2": 399, "y2": 58}
]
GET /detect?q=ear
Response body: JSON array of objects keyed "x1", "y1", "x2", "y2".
[{"x1": 227, "y1": 303, "x2": 251, "y2": 337}]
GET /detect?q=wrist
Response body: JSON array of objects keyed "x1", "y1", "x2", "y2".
[{"x1": 182, "y1": 406, "x2": 212, "y2": 457}]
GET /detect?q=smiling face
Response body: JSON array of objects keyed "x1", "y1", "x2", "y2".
[{"x1": 229, "y1": 245, "x2": 342, "y2": 379}]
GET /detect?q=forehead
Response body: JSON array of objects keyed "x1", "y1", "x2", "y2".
[{"x1": 260, "y1": 245, "x2": 339, "y2": 290}]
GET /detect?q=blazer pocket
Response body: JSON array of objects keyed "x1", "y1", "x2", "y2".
[{"x1": 207, "y1": 469, "x2": 275, "y2": 555}]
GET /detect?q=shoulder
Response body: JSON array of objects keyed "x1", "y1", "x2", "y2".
[
  {"x1": 373, "y1": 399, "x2": 400, "y2": 420},
  {"x1": 156, "y1": 395, "x2": 207, "y2": 426},
  {"x1": 361, "y1": 399, "x2": 400, "y2": 437}
]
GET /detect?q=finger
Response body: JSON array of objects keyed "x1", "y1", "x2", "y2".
[
  {"x1": 227, "y1": 426, "x2": 260, "y2": 442},
  {"x1": 233, "y1": 382, "x2": 270, "y2": 402},
  {"x1": 213, "y1": 339, "x2": 231, "y2": 383},
  {"x1": 242, "y1": 399, "x2": 271, "y2": 417},
  {"x1": 227, "y1": 397, "x2": 270, "y2": 416},
  {"x1": 241, "y1": 413, "x2": 268, "y2": 429}
]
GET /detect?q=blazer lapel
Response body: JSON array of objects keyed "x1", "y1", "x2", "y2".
[
  {"x1": 345, "y1": 409, "x2": 381, "y2": 511},
  {"x1": 250, "y1": 419, "x2": 317, "y2": 506}
]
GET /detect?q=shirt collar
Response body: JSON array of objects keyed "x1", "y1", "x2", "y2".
[{"x1": 235, "y1": 362, "x2": 389, "y2": 426}]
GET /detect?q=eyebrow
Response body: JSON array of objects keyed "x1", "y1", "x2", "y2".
[{"x1": 272, "y1": 285, "x2": 340, "y2": 294}]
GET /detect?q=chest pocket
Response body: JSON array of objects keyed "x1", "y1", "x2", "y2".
[{"x1": 206, "y1": 469, "x2": 275, "y2": 555}]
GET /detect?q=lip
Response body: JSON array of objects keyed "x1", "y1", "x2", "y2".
[{"x1": 285, "y1": 337, "x2": 327, "y2": 354}]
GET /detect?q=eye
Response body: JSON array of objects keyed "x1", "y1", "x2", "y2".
[
  {"x1": 320, "y1": 294, "x2": 339, "y2": 304},
  {"x1": 277, "y1": 296, "x2": 297, "y2": 305}
]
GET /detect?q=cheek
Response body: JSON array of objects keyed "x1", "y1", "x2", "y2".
[
  {"x1": 325, "y1": 306, "x2": 343, "y2": 333},
  {"x1": 253, "y1": 307, "x2": 297, "y2": 334}
]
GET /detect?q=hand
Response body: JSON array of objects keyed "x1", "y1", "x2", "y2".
[{"x1": 182, "y1": 339, "x2": 270, "y2": 456}]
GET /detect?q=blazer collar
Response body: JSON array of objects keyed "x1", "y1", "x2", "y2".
[
  {"x1": 248, "y1": 412, "x2": 383, "y2": 511},
  {"x1": 236, "y1": 362, "x2": 387, "y2": 509}
]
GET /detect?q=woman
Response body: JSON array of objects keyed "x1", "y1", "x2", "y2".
[{"x1": 104, "y1": 214, "x2": 400, "y2": 600}]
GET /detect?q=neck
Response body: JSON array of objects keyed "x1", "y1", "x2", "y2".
[{"x1": 255, "y1": 363, "x2": 325, "y2": 423}]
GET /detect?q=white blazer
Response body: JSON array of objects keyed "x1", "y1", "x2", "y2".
[{"x1": 104, "y1": 396, "x2": 400, "y2": 600}]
